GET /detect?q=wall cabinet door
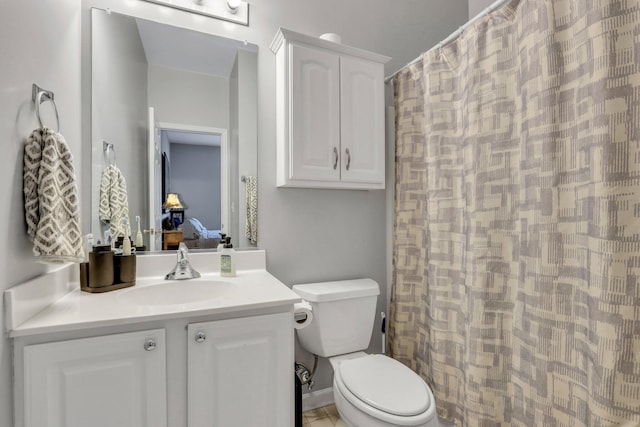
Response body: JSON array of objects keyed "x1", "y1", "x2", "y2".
[
  {"x1": 289, "y1": 43, "x2": 341, "y2": 182},
  {"x1": 187, "y1": 313, "x2": 293, "y2": 427},
  {"x1": 339, "y1": 55, "x2": 385, "y2": 185},
  {"x1": 272, "y1": 28, "x2": 390, "y2": 190},
  {"x1": 23, "y1": 329, "x2": 167, "y2": 427}
]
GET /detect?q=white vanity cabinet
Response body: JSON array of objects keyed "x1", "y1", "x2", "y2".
[
  {"x1": 20, "y1": 329, "x2": 167, "y2": 427},
  {"x1": 188, "y1": 313, "x2": 293, "y2": 427},
  {"x1": 271, "y1": 28, "x2": 390, "y2": 190},
  {"x1": 7, "y1": 254, "x2": 300, "y2": 427},
  {"x1": 14, "y1": 313, "x2": 293, "y2": 427}
]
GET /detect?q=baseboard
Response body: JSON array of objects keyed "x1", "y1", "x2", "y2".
[{"x1": 301, "y1": 387, "x2": 334, "y2": 412}]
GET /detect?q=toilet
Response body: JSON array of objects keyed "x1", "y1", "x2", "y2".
[{"x1": 292, "y1": 279, "x2": 437, "y2": 427}]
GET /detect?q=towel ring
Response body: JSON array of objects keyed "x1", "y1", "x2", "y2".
[
  {"x1": 32, "y1": 84, "x2": 60, "y2": 132},
  {"x1": 103, "y1": 141, "x2": 117, "y2": 166}
]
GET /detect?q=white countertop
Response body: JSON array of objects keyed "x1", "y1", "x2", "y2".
[{"x1": 5, "y1": 250, "x2": 301, "y2": 338}]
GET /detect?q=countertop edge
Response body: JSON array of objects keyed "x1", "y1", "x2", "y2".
[
  {"x1": 6, "y1": 252, "x2": 302, "y2": 339},
  {"x1": 8, "y1": 296, "x2": 301, "y2": 338}
]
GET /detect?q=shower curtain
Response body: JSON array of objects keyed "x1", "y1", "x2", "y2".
[{"x1": 389, "y1": 1, "x2": 640, "y2": 426}]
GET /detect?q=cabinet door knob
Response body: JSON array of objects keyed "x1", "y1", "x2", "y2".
[
  {"x1": 333, "y1": 147, "x2": 339, "y2": 170},
  {"x1": 345, "y1": 148, "x2": 351, "y2": 171},
  {"x1": 195, "y1": 331, "x2": 207, "y2": 343},
  {"x1": 144, "y1": 339, "x2": 157, "y2": 351}
]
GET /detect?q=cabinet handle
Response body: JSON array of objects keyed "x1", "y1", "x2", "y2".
[
  {"x1": 345, "y1": 148, "x2": 351, "y2": 171},
  {"x1": 195, "y1": 331, "x2": 207, "y2": 343},
  {"x1": 333, "y1": 147, "x2": 339, "y2": 170},
  {"x1": 144, "y1": 339, "x2": 157, "y2": 351}
]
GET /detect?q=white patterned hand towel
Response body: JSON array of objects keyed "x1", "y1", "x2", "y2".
[
  {"x1": 245, "y1": 176, "x2": 258, "y2": 244},
  {"x1": 99, "y1": 164, "x2": 131, "y2": 239},
  {"x1": 23, "y1": 127, "x2": 84, "y2": 263}
]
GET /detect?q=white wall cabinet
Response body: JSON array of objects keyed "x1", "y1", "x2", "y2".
[
  {"x1": 271, "y1": 28, "x2": 390, "y2": 190},
  {"x1": 15, "y1": 313, "x2": 294, "y2": 427},
  {"x1": 22, "y1": 329, "x2": 167, "y2": 427},
  {"x1": 188, "y1": 313, "x2": 293, "y2": 427}
]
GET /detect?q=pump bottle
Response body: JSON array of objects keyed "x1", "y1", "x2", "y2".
[
  {"x1": 217, "y1": 233, "x2": 227, "y2": 252},
  {"x1": 220, "y1": 236, "x2": 236, "y2": 277}
]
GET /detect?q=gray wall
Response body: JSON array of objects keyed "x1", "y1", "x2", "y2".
[
  {"x1": 148, "y1": 64, "x2": 229, "y2": 128},
  {"x1": 469, "y1": 0, "x2": 497, "y2": 19},
  {"x1": 237, "y1": 50, "x2": 258, "y2": 248},
  {"x1": 1, "y1": 3, "x2": 83, "y2": 427},
  {"x1": 0, "y1": 0, "x2": 469, "y2": 423},
  {"x1": 170, "y1": 143, "x2": 222, "y2": 229},
  {"x1": 90, "y1": 9, "x2": 148, "y2": 239},
  {"x1": 229, "y1": 54, "x2": 240, "y2": 244}
]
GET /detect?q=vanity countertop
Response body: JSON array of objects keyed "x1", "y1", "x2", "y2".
[{"x1": 5, "y1": 250, "x2": 301, "y2": 338}]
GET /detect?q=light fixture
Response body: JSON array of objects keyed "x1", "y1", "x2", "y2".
[
  {"x1": 141, "y1": 0, "x2": 249, "y2": 26},
  {"x1": 227, "y1": 0, "x2": 240, "y2": 14},
  {"x1": 162, "y1": 193, "x2": 184, "y2": 210}
]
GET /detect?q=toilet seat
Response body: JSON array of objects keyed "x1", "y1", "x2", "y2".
[
  {"x1": 333, "y1": 354, "x2": 435, "y2": 426},
  {"x1": 340, "y1": 354, "x2": 431, "y2": 416}
]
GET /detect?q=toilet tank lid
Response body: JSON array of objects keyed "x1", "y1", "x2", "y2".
[{"x1": 292, "y1": 279, "x2": 380, "y2": 302}]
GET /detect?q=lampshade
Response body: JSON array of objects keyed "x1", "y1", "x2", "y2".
[{"x1": 162, "y1": 193, "x2": 184, "y2": 209}]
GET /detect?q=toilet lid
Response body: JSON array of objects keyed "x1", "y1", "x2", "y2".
[{"x1": 339, "y1": 355, "x2": 431, "y2": 417}]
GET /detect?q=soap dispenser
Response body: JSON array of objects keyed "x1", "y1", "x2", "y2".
[
  {"x1": 115, "y1": 219, "x2": 136, "y2": 286},
  {"x1": 220, "y1": 236, "x2": 236, "y2": 277},
  {"x1": 217, "y1": 233, "x2": 227, "y2": 251},
  {"x1": 88, "y1": 243, "x2": 114, "y2": 288},
  {"x1": 122, "y1": 232, "x2": 132, "y2": 256}
]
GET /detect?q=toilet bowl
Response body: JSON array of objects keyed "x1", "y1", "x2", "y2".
[
  {"x1": 330, "y1": 353, "x2": 436, "y2": 427},
  {"x1": 292, "y1": 279, "x2": 438, "y2": 427}
]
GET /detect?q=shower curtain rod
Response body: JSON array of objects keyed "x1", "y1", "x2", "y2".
[{"x1": 384, "y1": 0, "x2": 513, "y2": 83}]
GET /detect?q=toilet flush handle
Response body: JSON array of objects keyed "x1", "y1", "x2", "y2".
[{"x1": 381, "y1": 312, "x2": 386, "y2": 354}]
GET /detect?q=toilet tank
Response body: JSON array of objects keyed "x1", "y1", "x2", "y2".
[{"x1": 292, "y1": 279, "x2": 380, "y2": 358}]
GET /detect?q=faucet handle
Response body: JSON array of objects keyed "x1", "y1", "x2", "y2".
[
  {"x1": 177, "y1": 242, "x2": 189, "y2": 261},
  {"x1": 165, "y1": 242, "x2": 201, "y2": 280}
]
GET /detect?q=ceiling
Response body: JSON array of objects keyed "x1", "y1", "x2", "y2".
[
  {"x1": 135, "y1": 17, "x2": 257, "y2": 78},
  {"x1": 164, "y1": 130, "x2": 221, "y2": 147}
]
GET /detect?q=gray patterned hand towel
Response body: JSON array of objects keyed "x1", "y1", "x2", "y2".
[
  {"x1": 23, "y1": 128, "x2": 84, "y2": 263},
  {"x1": 99, "y1": 164, "x2": 131, "y2": 239},
  {"x1": 245, "y1": 175, "x2": 258, "y2": 244}
]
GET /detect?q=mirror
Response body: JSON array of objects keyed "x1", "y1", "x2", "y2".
[{"x1": 90, "y1": 8, "x2": 258, "y2": 251}]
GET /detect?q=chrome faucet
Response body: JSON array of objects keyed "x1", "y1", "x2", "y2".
[{"x1": 165, "y1": 242, "x2": 201, "y2": 280}]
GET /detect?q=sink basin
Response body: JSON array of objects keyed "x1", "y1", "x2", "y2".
[{"x1": 117, "y1": 280, "x2": 236, "y2": 307}]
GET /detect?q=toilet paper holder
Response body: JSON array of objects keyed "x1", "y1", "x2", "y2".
[{"x1": 293, "y1": 301, "x2": 313, "y2": 330}]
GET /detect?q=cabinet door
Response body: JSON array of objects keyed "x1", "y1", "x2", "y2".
[
  {"x1": 188, "y1": 313, "x2": 293, "y2": 427},
  {"x1": 289, "y1": 43, "x2": 341, "y2": 182},
  {"x1": 340, "y1": 55, "x2": 385, "y2": 186},
  {"x1": 23, "y1": 329, "x2": 167, "y2": 427}
]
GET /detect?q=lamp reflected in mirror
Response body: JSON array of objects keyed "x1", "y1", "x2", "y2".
[
  {"x1": 162, "y1": 193, "x2": 183, "y2": 209},
  {"x1": 162, "y1": 193, "x2": 185, "y2": 230}
]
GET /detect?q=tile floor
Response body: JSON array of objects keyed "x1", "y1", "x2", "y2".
[
  {"x1": 302, "y1": 405, "x2": 347, "y2": 427},
  {"x1": 302, "y1": 404, "x2": 458, "y2": 427}
]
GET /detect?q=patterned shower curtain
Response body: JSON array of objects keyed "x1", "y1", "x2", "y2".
[{"x1": 389, "y1": 1, "x2": 640, "y2": 426}]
